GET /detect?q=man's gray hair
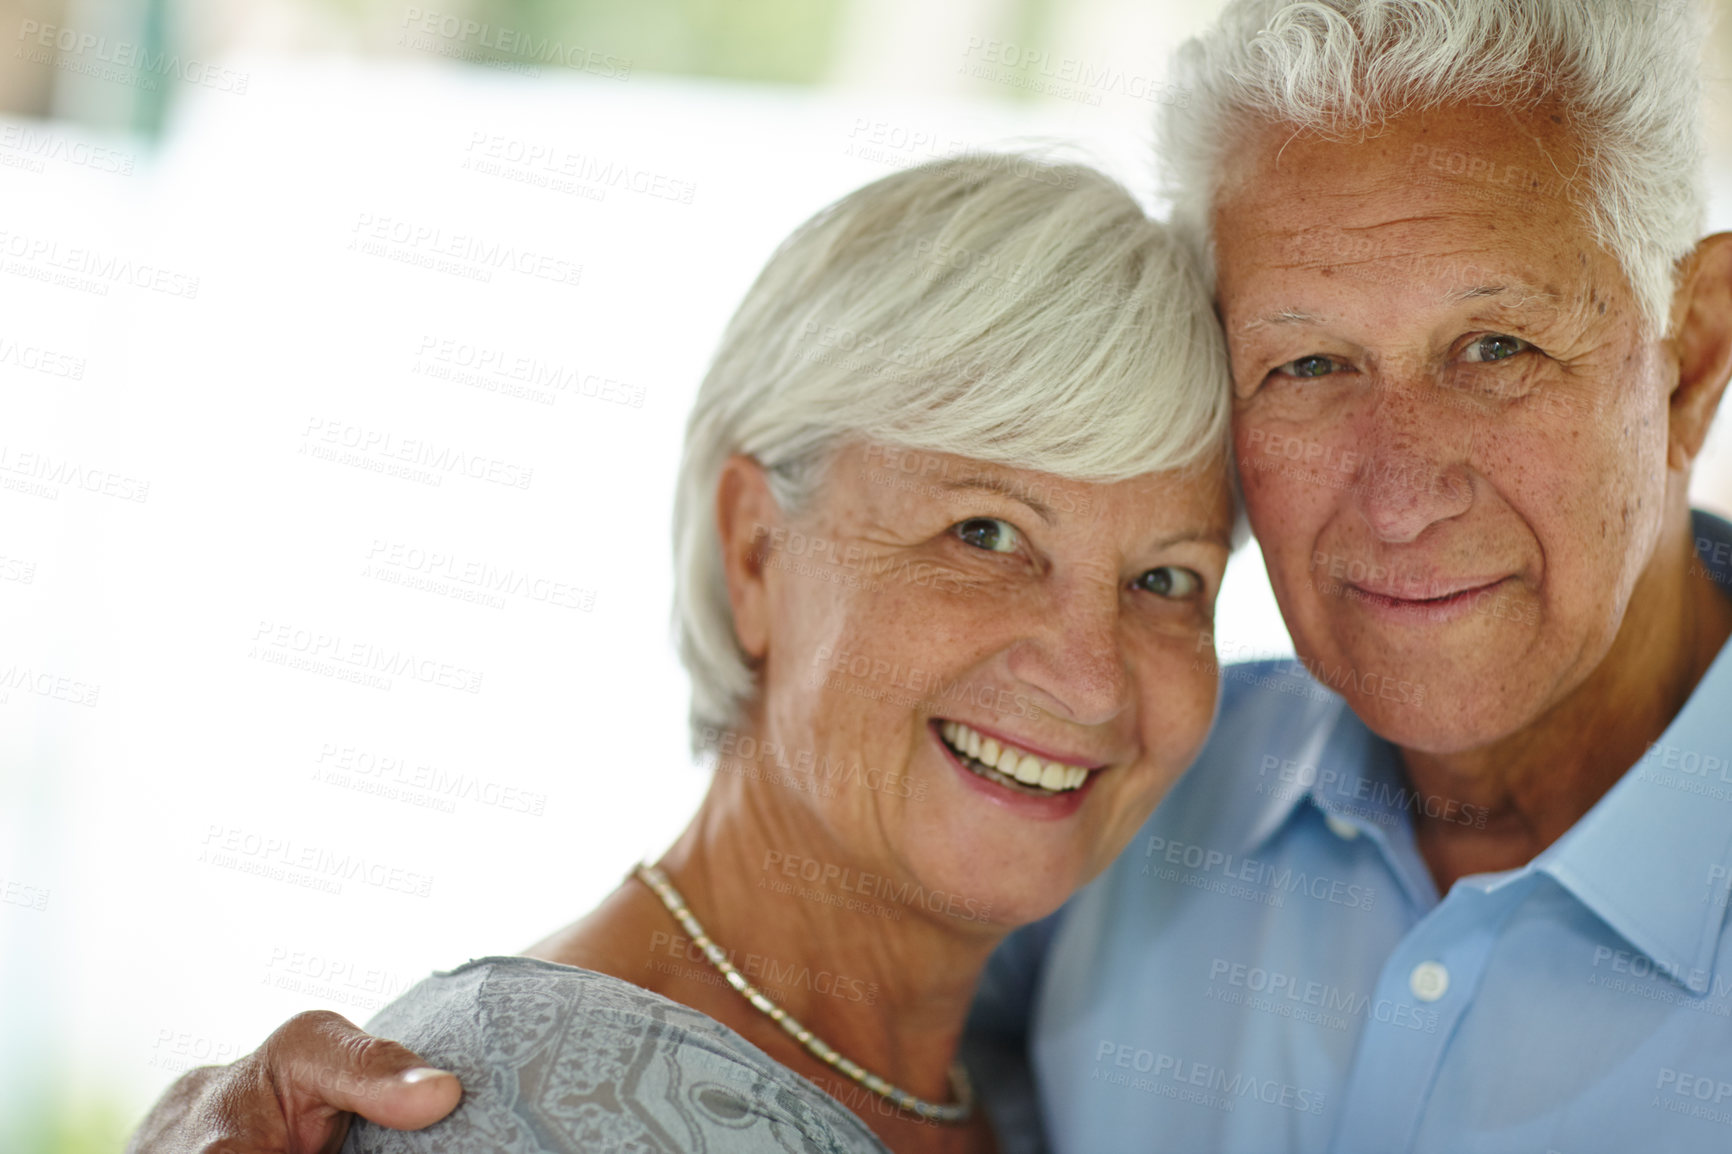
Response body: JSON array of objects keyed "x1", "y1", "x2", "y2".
[
  {"x1": 1162, "y1": 0, "x2": 1709, "y2": 333},
  {"x1": 673, "y1": 153, "x2": 1230, "y2": 748}
]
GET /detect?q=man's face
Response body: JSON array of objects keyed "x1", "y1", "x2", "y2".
[{"x1": 1216, "y1": 103, "x2": 1675, "y2": 754}]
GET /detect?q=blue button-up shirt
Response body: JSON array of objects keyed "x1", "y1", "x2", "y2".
[{"x1": 978, "y1": 511, "x2": 1732, "y2": 1153}]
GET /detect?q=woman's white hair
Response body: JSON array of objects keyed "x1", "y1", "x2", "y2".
[
  {"x1": 673, "y1": 153, "x2": 1231, "y2": 747},
  {"x1": 1161, "y1": 0, "x2": 1710, "y2": 334}
]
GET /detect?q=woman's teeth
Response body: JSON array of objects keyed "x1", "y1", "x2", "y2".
[{"x1": 939, "y1": 721, "x2": 1091, "y2": 794}]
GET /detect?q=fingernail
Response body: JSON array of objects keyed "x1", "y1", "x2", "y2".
[{"x1": 400, "y1": 1066, "x2": 452, "y2": 1083}]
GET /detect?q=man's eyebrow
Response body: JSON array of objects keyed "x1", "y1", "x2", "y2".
[
  {"x1": 1238, "y1": 283, "x2": 1570, "y2": 333},
  {"x1": 941, "y1": 476, "x2": 1055, "y2": 523},
  {"x1": 1447, "y1": 282, "x2": 1566, "y2": 306}
]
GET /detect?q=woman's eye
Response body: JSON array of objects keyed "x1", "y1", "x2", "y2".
[
  {"x1": 1135, "y1": 566, "x2": 1201, "y2": 598},
  {"x1": 1461, "y1": 334, "x2": 1529, "y2": 363},
  {"x1": 955, "y1": 517, "x2": 1021, "y2": 554},
  {"x1": 1273, "y1": 354, "x2": 1341, "y2": 379}
]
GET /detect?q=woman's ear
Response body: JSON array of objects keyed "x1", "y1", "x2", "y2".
[{"x1": 715, "y1": 454, "x2": 780, "y2": 662}]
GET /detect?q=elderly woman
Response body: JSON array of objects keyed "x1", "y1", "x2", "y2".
[{"x1": 317, "y1": 153, "x2": 1233, "y2": 1154}]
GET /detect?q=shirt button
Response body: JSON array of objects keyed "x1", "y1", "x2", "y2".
[
  {"x1": 1324, "y1": 814, "x2": 1360, "y2": 840},
  {"x1": 1409, "y1": 962, "x2": 1450, "y2": 1002}
]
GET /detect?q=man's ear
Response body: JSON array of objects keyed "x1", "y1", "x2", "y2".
[
  {"x1": 1666, "y1": 232, "x2": 1732, "y2": 470},
  {"x1": 715, "y1": 454, "x2": 780, "y2": 663}
]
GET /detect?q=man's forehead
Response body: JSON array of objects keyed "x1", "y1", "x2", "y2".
[{"x1": 1214, "y1": 103, "x2": 1587, "y2": 226}]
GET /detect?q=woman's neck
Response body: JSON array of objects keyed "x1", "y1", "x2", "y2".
[{"x1": 527, "y1": 773, "x2": 1005, "y2": 1152}]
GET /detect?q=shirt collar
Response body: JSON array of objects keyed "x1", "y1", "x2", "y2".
[
  {"x1": 1241, "y1": 510, "x2": 1732, "y2": 991},
  {"x1": 1535, "y1": 511, "x2": 1732, "y2": 993},
  {"x1": 1240, "y1": 688, "x2": 1440, "y2": 911}
]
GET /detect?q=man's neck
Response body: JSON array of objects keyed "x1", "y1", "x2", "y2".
[{"x1": 1400, "y1": 513, "x2": 1732, "y2": 896}]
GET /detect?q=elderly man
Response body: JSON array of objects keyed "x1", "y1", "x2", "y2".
[
  {"x1": 130, "y1": 0, "x2": 1732, "y2": 1151},
  {"x1": 992, "y1": 0, "x2": 1732, "y2": 1150}
]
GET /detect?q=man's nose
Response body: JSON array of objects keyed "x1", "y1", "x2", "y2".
[{"x1": 1351, "y1": 379, "x2": 1476, "y2": 544}]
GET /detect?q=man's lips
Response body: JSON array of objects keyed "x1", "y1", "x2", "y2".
[{"x1": 1343, "y1": 575, "x2": 1512, "y2": 609}]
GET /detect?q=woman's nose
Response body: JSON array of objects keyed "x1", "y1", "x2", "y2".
[{"x1": 1004, "y1": 574, "x2": 1130, "y2": 728}]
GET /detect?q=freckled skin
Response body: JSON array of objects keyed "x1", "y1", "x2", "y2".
[
  {"x1": 533, "y1": 442, "x2": 1234, "y2": 1153},
  {"x1": 731, "y1": 441, "x2": 1233, "y2": 932},
  {"x1": 1216, "y1": 103, "x2": 1732, "y2": 890}
]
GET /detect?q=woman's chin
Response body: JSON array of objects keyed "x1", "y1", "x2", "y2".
[{"x1": 909, "y1": 851, "x2": 1086, "y2": 933}]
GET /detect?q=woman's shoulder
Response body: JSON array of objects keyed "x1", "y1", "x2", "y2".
[{"x1": 343, "y1": 955, "x2": 891, "y2": 1154}]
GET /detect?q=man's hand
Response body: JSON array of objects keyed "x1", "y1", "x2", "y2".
[{"x1": 125, "y1": 1010, "x2": 462, "y2": 1154}]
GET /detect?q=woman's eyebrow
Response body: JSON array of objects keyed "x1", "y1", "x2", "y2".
[
  {"x1": 1149, "y1": 528, "x2": 1233, "y2": 551},
  {"x1": 1238, "y1": 309, "x2": 1324, "y2": 333},
  {"x1": 940, "y1": 475, "x2": 1056, "y2": 523}
]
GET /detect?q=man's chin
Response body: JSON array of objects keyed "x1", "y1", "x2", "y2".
[
  {"x1": 1336, "y1": 681, "x2": 1534, "y2": 758},
  {"x1": 1292, "y1": 637, "x2": 1539, "y2": 753}
]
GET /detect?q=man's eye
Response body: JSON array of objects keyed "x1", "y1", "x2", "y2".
[
  {"x1": 1274, "y1": 354, "x2": 1341, "y2": 379},
  {"x1": 955, "y1": 517, "x2": 1021, "y2": 554},
  {"x1": 1461, "y1": 334, "x2": 1529, "y2": 363},
  {"x1": 1135, "y1": 566, "x2": 1201, "y2": 598}
]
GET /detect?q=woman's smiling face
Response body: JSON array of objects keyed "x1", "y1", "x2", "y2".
[{"x1": 718, "y1": 440, "x2": 1233, "y2": 930}]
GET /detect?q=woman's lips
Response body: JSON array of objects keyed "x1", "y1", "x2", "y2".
[{"x1": 929, "y1": 720, "x2": 1100, "y2": 818}]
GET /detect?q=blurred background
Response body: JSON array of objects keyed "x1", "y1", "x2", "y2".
[{"x1": 0, "y1": 1, "x2": 1729, "y2": 1149}]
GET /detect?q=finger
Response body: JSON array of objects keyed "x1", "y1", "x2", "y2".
[{"x1": 265, "y1": 1011, "x2": 462, "y2": 1133}]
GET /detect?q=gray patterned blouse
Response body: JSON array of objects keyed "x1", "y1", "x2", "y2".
[{"x1": 341, "y1": 956, "x2": 893, "y2": 1154}]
